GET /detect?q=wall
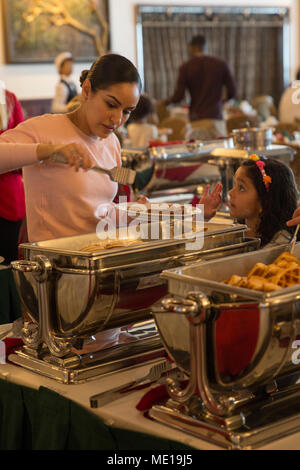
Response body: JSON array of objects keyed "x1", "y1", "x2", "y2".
[{"x1": 0, "y1": 0, "x2": 299, "y2": 99}]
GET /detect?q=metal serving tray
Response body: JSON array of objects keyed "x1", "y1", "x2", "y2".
[
  {"x1": 19, "y1": 222, "x2": 248, "y2": 271},
  {"x1": 154, "y1": 243, "x2": 300, "y2": 389},
  {"x1": 10, "y1": 223, "x2": 259, "y2": 383}
]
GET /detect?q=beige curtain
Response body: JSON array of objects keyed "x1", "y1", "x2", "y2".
[{"x1": 139, "y1": 9, "x2": 287, "y2": 105}]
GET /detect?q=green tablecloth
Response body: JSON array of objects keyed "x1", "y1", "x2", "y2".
[
  {"x1": 0, "y1": 379, "x2": 191, "y2": 450},
  {"x1": 0, "y1": 267, "x2": 22, "y2": 325}
]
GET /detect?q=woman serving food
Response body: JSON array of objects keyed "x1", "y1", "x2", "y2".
[{"x1": 0, "y1": 53, "x2": 221, "y2": 244}]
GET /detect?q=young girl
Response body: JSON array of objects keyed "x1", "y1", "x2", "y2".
[
  {"x1": 126, "y1": 93, "x2": 159, "y2": 147},
  {"x1": 229, "y1": 154, "x2": 299, "y2": 247}
]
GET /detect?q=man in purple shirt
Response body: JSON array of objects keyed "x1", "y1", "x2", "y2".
[{"x1": 164, "y1": 35, "x2": 236, "y2": 138}]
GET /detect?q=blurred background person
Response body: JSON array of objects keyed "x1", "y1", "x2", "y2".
[
  {"x1": 0, "y1": 84, "x2": 25, "y2": 264},
  {"x1": 125, "y1": 93, "x2": 159, "y2": 147},
  {"x1": 51, "y1": 52, "x2": 78, "y2": 114},
  {"x1": 278, "y1": 69, "x2": 300, "y2": 124},
  {"x1": 125, "y1": 93, "x2": 172, "y2": 148},
  {"x1": 163, "y1": 34, "x2": 236, "y2": 139}
]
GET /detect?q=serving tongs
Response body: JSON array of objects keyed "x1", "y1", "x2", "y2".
[
  {"x1": 89, "y1": 360, "x2": 179, "y2": 408},
  {"x1": 50, "y1": 153, "x2": 136, "y2": 185},
  {"x1": 289, "y1": 224, "x2": 300, "y2": 254}
]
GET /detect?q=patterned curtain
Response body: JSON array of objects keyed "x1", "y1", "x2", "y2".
[{"x1": 137, "y1": 7, "x2": 288, "y2": 106}]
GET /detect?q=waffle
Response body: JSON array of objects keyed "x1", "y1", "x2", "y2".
[
  {"x1": 223, "y1": 251, "x2": 300, "y2": 291},
  {"x1": 80, "y1": 239, "x2": 142, "y2": 252}
]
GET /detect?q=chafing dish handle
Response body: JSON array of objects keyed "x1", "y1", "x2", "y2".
[
  {"x1": 154, "y1": 292, "x2": 230, "y2": 416},
  {"x1": 11, "y1": 260, "x2": 41, "y2": 273},
  {"x1": 11, "y1": 256, "x2": 52, "y2": 282}
]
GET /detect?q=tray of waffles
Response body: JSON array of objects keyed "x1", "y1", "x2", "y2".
[
  {"x1": 160, "y1": 243, "x2": 300, "y2": 304},
  {"x1": 223, "y1": 251, "x2": 300, "y2": 292}
]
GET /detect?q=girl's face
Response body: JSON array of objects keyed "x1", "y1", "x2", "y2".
[
  {"x1": 229, "y1": 166, "x2": 262, "y2": 223},
  {"x1": 82, "y1": 81, "x2": 140, "y2": 138}
]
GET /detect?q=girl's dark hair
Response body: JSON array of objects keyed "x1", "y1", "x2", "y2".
[
  {"x1": 241, "y1": 158, "x2": 299, "y2": 246},
  {"x1": 79, "y1": 53, "x2": 142, "y2": 92},
  {"x1": 126, "y1": 94, "x2": 154, "y2": 123}
]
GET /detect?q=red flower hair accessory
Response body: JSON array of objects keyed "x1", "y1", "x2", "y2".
[{"x1": 249, "y1": 154, "x2": 272, "y2": 190}]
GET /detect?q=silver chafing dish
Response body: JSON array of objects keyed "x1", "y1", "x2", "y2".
[
  {"x1": 122, "y1": 139, "x2": 230, "y2": 203},
  {"x1": 9, "y1": 222, "x2": 259, "y2": 383},
  {"x1": 151, "y1": 243, "x2": 300, "y2": 449},
  {"x1": 122, "y1": 141, "x2": 295, "y2": 209}
]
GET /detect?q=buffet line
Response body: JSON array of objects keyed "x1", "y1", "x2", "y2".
[{"x1": 4, "y1": 128, "x2": 300, "y2": 450}]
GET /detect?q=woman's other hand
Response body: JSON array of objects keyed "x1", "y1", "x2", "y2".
[
  {"x1": 136, "y1": 195, "x2": 149, "y2": 205},
  {"x1": 199, "y1": 183, "x2": 222, "y2": 220},
  {"x1": 37, "y1": 143, "x2": 94, "y2": 171},
  {"x1": 286, "y1": 204, "x2": 300, "y2": 227}
]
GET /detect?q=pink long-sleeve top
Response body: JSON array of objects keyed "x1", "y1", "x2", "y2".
[
  {"x1": 0, "y1": 90, "x2": 26, "y2": 221},
  {"x1": 0, "y1": 113, "x2": 121, "y2": 242}
]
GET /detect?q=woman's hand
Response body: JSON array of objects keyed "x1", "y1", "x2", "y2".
[
  {"x1": 286, "y1": 204, "x2": 300, "y2": 227},
  {"x1": 37, "y1": 143, "x2": 94, "y2": 171},
  {"x1": 136, "y1": 195, "x2": 149, "y2": 205},
  {"x1": 199, "y1": 183, "x2": 222, "y2": 220}
]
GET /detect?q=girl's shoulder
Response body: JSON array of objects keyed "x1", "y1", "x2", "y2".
[{"x1": 265, "y1": 229, "x2": 292, "y2": 248}]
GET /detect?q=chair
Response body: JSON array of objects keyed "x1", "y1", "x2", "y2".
[
  {"x1": 159, "y1": 116, "x2": 189, "y2": 141},
  {"x1": 155, "y1": 100, "x2": 171, "y2": 123},
  {"x1": 274, "y1": 122, "x2": 300, "y2": 136},
  {"x1": 226, "y1": 113, "x2": 259, "y2": 134}
]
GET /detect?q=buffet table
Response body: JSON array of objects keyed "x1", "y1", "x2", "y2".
[{"x1": 1, "y1": 350, "x2": 300, "y2": 451}]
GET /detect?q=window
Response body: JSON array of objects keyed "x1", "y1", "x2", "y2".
[{"x1": 136, "y1": 6, "x2": 289, "y2": 106}]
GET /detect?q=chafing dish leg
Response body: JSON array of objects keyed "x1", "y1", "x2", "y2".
[
  {"x1": 156, "y1": 292, "x2": 242, "y2": 417},
  {"x1": 12, "y1": 256, "x2": 73, "y2": 358}
]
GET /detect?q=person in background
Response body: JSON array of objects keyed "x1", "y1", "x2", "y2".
[
  {"x1": 51, "y1": 52, "x2": 78, "y2": 114},
  {"x1": 229, "y1": 154, "x2": 299, "y2": 247},
  {"x1": 163, "y1": 34, "x2": 236, "y2": 138},
  {"x1": 0, "y1": 85, "x2": 25, "y2": 264},
  {"x1": 278, "y1": 69, "x2": 300, "y2": 124},
  {"x1": 125, "y1": 94, "x2": 159, "y2": 147}
]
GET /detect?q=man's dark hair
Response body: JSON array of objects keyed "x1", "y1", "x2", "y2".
[{"x1": 189, "y1": 35, "x2": 206, "y2": 49}]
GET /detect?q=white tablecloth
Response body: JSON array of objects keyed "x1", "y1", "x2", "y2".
[{"x1": 0, "y1": 348, "x2": 300, "y2": 450}]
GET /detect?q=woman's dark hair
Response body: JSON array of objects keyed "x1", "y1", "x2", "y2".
[
  {"x1": 241, "y1": 158, "x2": 299, "y2": 246},
  {"x1": 79, "y1": 53, "x2": 142, "y2": 92},
  {"x1": 126, "y1": 94, "x2": 154, "y2": 123}
]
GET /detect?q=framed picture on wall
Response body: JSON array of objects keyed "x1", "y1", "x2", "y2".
[{"x1": 2, "y1": 0, "x2": 110, "y2": 63}]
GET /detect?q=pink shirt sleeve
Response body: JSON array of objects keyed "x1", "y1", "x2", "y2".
[{"x1": 0, "y1": 120, "x2": 40, "y2": 173}]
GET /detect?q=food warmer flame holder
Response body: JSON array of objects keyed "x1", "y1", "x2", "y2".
[{"x1": 151, "y1": 243, "x2": 300, "y2": 449}]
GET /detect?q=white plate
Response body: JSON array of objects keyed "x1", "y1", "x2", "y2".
[{"x1": 118, "y1": 202, "x2": 203, "y2": 221}]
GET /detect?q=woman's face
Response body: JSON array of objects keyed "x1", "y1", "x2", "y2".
[
  {"x1": 82, "y1": 81, "x2": 140, "y2": 138},
  {"x1": 229, "y1": 166, "x2": 262, "y2": 222}
]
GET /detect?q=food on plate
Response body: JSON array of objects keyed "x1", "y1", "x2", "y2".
[
  {"x1": 223, "y1": 251, "x2": 300, "y2": 291},
  {"x1": 80, "y1": 239, "x2": 143, "y2": 252}
]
